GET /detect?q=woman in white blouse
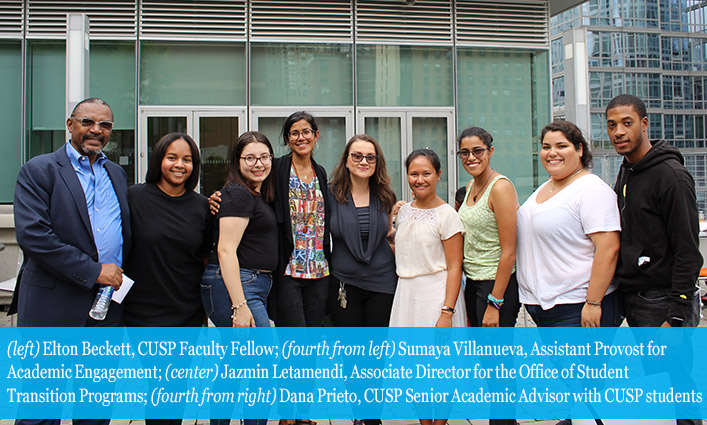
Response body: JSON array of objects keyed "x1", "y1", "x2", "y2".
[{"x1": 389, "y1": 148, "x2": 466, "y2": 329}]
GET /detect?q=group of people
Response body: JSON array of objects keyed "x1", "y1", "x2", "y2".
[{"x1": 10, "y1": 93, "x2": 703, "y2": 425}]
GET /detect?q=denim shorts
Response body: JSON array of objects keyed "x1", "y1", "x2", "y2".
[{"x1": 201, "y1": 263, "x2": 272, "y2": 327}]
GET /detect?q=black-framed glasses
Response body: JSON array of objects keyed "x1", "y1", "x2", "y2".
[
  {"x1": 350, "y1": 152, "x2": 378, "y2": 164},
  {"x1": 71, "y1": 116, "x2": 114, "y2": 131},
  {"x1": 457, "y1": 147, "x2": 489, "y2": 159},
  {"x1": 240, "y1": 153, "x2": 273, "y2": 166},
  {"x1": 288, "y1": 129, "x2": 315, "y2": 139}
]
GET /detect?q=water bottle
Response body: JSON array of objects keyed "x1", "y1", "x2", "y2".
[{"x1": 89, "y1": 285, "x2": 114, "y2": 321}]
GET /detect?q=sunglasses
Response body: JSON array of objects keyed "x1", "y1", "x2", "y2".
[
  {"x1": 71, "y1": 116, "x2": 114, "y2": 131},
  {"x1": 457, "y1": 147, "x2": 489, "y2": 159},
  {"x1": 350, "y1": 152, "x2": 378, "y2": 164}
]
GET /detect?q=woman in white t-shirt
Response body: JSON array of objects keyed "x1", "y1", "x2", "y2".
[{"x1": 516, "y1": 120, "x2": 621, "y2": 327}]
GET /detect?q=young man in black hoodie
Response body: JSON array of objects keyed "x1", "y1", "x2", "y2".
[
  {"x1": 607, "y1": 94, "x2": 702, "y2": 329},
  {"x1": 607, "y1": 94, "x2": 703, "y2": 425}
]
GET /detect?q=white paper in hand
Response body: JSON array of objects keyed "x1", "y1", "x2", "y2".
[{"x1": 111, "y1": 274, "x2": 134, "y2": 304}]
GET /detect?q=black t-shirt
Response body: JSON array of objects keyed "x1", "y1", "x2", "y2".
[
  {"x1": 123, "y1": 183, "x2": 213, "y2": 327},
  {"x1": 209, "y1": 182, "x2": 278, "y2": 271}
]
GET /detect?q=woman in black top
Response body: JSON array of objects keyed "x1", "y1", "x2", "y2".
[
  {"x1": 202, "y1": 132, "x2": 276, "y2": 425},
  {"x1": 124, "y1": 133, "x2": 212, "y2": 425},
  {"x1": 209, "y1": 115, "x2": 327, "y2": 425},
  {"x1": 124, "y1": 132, "x2": 211, "y2": 328},
  {"x1": 201, "y1": 131, "x2": 277, "y2": 329},
  {"x1": 327, "y1": 134, "x2": 397, "y2": 326}
]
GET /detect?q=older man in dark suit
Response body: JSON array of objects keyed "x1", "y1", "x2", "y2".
[{"x1": 13, "y1": 97, "x2": 130, "y2": 329}]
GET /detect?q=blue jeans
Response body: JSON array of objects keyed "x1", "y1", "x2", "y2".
[
  {"x1": 201, "y1": 264, "x2": 272, "y2": 328},
  {"x1": 525, "y1": 290, "x2": 622, "y2": 327}
]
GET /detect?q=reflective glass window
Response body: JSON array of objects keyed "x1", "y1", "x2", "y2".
[
  {"x1": 91, "y1": 42, "x2": 136, "y2": 184},
  {"x1": 141, "y1": 42, "x2": 245, "y2": 106},
  {"x1": 251, "y1": 43, "x2": 352, "y2": 106},
  {"x1": 457, "y1": 49, "x2": 549, "y2": 202},
  {"x1": 0, "y1": 42, "x2": 21, "y2": 202},
  {"x1": 27, "y1": 41, "x2": 65, "y2": 160},
  {"x1": 358, "y1": 45, "x2": 452, "y2": 107}
]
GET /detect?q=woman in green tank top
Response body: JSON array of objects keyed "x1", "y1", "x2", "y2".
[
  {"x1": 457, "y1": 127, "x2": 521, "y2": 329},
  {"x1": 456, "y1": 127, "x2": 521, "y2": 425}
]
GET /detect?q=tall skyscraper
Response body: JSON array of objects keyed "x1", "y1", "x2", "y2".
[{"x1": 551, "y1": 0, "x2": 707, "y2": 212}]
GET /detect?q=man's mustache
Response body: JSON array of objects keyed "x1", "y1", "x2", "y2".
[{"x1": 82, "y1": 135, "x2": 105, "y2": 143}]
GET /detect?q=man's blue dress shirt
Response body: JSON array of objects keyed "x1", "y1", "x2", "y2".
[{"x1": 65, "y1": 142, "x2": 123, "y2": 266}]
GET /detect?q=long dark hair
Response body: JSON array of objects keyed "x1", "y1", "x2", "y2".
[
  {"x1": 540, "y1": 120, "x2": 593, "y2": 169},
  {"x1": 330, "y1": 134, "x2": 396, "y2": 213},
  {"x1": 146, "y1": 132, "x2": 200, "y2": 192},
  {"x1": 226, "y1": 131, "x2": 275, "y2": 202}
]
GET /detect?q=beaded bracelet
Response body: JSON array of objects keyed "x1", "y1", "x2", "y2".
[
  {"x1": 231, "y1": 301, "x2": 247, "y2": 320},
  {"x1": 487, "y1": 293, "x2": 504, "y2": 310}
]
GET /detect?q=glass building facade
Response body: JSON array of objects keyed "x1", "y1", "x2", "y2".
[
  {"x1": 551, "y1": 0, "x2": 707, "y2": 211},
  {"x1": 1, "y1": 0, "x2": 555, "y2": 204}
]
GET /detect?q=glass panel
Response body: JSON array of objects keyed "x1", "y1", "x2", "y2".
[
  {"x1": 257, "y1": 115, "x2": 345, "y2": 176},
  {"x1": 104, "y1": 131, "x2": 136, "y2": 186},
  {"x1": 457, "y1": 49, "x2": 541, "y2": 203},
  {"x1": 140, "y1": 42, "x2": 245, "y2": 105},
  {"x1": 364, "y1": 117, "x2": 402, "y2": 200},
  {"x1": 258, "y1": 117, "x2": 288, "y2": 158},
  {"x1": 316, "y1": 116, "x2": 347, "y2": 174},
  {"x1": 90, "y1": 42, "x2": 137, "y2": 185},
  {"x1": 144, "y1": 116, "x2": 187, "y2": 180},
  {"x1": 251, "y1": 43, "x2": 353, "y2": 106},
  {"x1": 28, "y1": 41, "x2": 65, "y2": 159},
  {"x1": 0, "y1": 42, "x2": 22, "y2": 202},
  {"x1": 357, "y1": 45, "x2": 453, "y2": 107},
  {"x1": 412, "y1": 117, "x2": 448, "y2": 201},
  {"x1": 90, "y1": 42, "x2": 135, "y2": 129},
  {"x1": 200, "y1": 116, "x2": 239, "y2": 196}
]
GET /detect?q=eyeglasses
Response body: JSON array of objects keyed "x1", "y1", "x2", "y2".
[
  {"x1": 241, "y1": 153, "x2": 273, "y2": 166},
  {"x1": 457, "y1": 147, "x2": 489, "y2": 159},
  {"x1": 71, "y1": 116, "x2": 114, "y2": 131},
  {"x1": 288, "y1": 129, "x2": 315, "y2": 140},
  {"x1": 349, "y1": 152, "x2": 378, "y2": 164}
]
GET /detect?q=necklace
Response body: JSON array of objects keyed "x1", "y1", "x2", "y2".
[
  {"x1": 549, "y1": 168, "x2": 584, "y2": 193},
  {"x1": 291, "y1": 160, "x2": 311, "y2": 183},
  {"x1": 472, "y1": 170, "x2": 495, "y2": 202}
]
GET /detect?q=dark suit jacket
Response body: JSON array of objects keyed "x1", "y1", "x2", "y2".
[{"x1": 12, "y1": 144, "x2": 131, "y2": 326}]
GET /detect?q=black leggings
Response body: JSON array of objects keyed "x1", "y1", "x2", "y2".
[
  {"x1": 464, "y1": 273, "x2": 521, "y2": 328},
  {"x1": 327, "y1": 279, "x2": 394, "y2": 327},
  {"x1": 274, "y1": 275, "x2": 329, "y2": 327}
]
